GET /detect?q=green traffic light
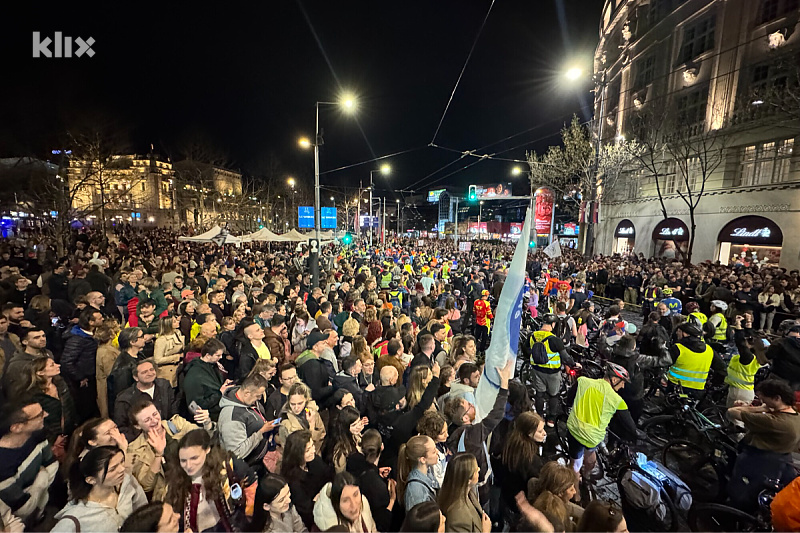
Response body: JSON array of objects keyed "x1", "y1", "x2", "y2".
[{"x1": 529, "y1": 241, "x2": 536, "y2": 248}]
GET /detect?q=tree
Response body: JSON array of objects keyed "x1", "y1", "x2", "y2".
[{"x1": 624, "y1": 97, "x2": 730, "y2": 264}]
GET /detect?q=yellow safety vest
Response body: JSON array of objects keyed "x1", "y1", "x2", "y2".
[
  {"x1": 689, "y1": 312, "x2": 708, "y2": 326},
  {"x1": 711, "y1": 313, "x2": 728, "y2": 341},
  {"x1": 380, "y1": 271, "x2": 392, "y2": 288},
  {"x1": 668, "y1": 343, "x2": 714, "y2": 390},
  {"x1": 530, "y1": 330, "x2": 561, "y2": 369},
  {"x1": 725, "y1": 354, "x2": 761, "y2": 390}
]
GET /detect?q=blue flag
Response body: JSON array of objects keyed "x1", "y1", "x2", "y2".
[{"x1": 474, "y1": 207, "x2": 532, "y2": 422}]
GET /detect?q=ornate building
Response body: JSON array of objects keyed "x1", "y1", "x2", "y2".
[{"x1": 594, "y1": 0, "x2": 800, "y2": 268}]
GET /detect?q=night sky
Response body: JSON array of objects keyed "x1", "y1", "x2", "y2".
[{"x1": 1, "y1": 0, "x2": 605, "y2": 201}]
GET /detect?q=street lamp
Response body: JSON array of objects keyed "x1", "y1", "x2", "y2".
[
  {"x1": 298, "y1": 92, "x2": 357, "y2": 289},
  {"x1": 368, "y1": 164, "x2": 390, "y2": 247},
  {"x1": 396, "y1": 199, "x2": 400, "y2": 236},
  {"x1": 565, "y1": 65, "x2": 607, "y2": 254},
  {"x1": 478, "y1": 200, "x2": 485, "y2": 239}
]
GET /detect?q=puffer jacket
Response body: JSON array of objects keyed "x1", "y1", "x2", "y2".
[{"x1": 61, "y1": 326, "x2": 98, "y2": 383}]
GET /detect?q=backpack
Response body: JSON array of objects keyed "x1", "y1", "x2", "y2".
[
  {"x1": 530, "y1": 337, "x2": 550, "y2": 366},
  {"x1": 553, "y1": 316, "x2": 573, "y2": 344}
]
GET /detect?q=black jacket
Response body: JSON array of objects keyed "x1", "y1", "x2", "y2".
[
  {"x1": 333, "y1": 371, "x2": 364, "y2": 413},
  {"x1": 768, "y1": 336, "x2": 800, "y2": 389},
  {"x1": 48, "y1": 273, "x2": 69, "y2": 301},
  {"x1": 385, "y1": 376, "x2": 440, "y2": 468},
  {"x1": 286, "y1": 457, "x2": 334, "y2": 530},
  {"x1": 295, "y1": 351, "x2": 334, "y2": 408},
  {"x1": 235, "y1": 340, "x2": 259, "y2": 381},
  {"x1": 113, "y1": 378, "x2": 179, "y2": 441},
  {"x1": 346, "y1": 452, "x2": 393, "y2": 532},
  {"x1": 61, "y1": 326, "x2": 98, "y2": 382},
  {"x1": 183, "y1": 357, "x2": 225, "y2": 421}
]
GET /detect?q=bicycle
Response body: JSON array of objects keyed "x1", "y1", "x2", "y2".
[{"x1": 686, "y1": 475, "x2": 789, "y2": 532}]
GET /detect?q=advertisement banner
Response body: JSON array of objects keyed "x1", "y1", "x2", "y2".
[
  {"x1": 427, "y1": 189, "x2": 446, "y2": 203},
  {"x1": 509, "y1": 223, "x2": 523, "y2": 235},
  {"x1": 475, "y1": 183, "x2": 512, "y2": 199},
  {"x1": 468, "y1": 222, "x2": 488, "y2": 234},
  {"x1": 459, "y1": 241, "x2": 472, "y2": 251},
  {"x1": 534, "y1": 188, "x2": 554, "y2": 236},
  {"x1": 298, "y1": 206, "x2": 314, "y2": 229}
]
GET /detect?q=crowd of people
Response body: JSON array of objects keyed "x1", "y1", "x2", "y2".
[{"x1": 0, "y1": 224, "x2": 799, "y2": 532}]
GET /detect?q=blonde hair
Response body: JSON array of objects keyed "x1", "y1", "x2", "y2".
[
  {"x1": 396, "y1": 435, "x2": 433, "y2": 505},
  {"x1": 342, "y1": 318, "x2": 360, "y2": 337},
  {"x1": 437, "y1": 453, "x2": 479, "y2": 515},
  {"x1": 406, "y1": 365, "x2": 431, "y2": 411}
]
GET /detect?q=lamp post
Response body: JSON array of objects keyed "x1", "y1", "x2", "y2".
[
  {"x1": 396, "y1": 199, "x2": 400, "y2": 236},
  {"x1": 564, "y1": 66, "x2": 607, "y2": 254},
  {"x1": 478, "y1": 200, "x2": 484, "y2": 239},
  {"x1": 298, "y1": 94, "x2": 356, "y2": 289},
  {"x1": 369, "y1": 164, "x2": 390, "y2": 247}
]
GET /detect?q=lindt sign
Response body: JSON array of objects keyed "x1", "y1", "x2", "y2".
[
  {"x1": 731, "y1": 227, "x2": 771, "y2": 239},
  {"x1": 659, "y1": 227, "x2": 684, "y2": 236}
]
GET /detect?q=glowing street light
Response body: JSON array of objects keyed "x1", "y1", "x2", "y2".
[
  {"x1": 380, "y1": 163, "x2": 391, "y2": 174},
  {"x1": 512, "y1": 166, "x2": 522, "y2": 176},
  {"x1": 298, "y1": 137, "x2": 311, "y2": 149},
  {"x1": 287, "y1": 177, "x2": 296, "y2": 188},
  {"x1": 565, "y1": 67, "x2": 583, "y2": 81},
  {"x1": 340, "y1": 93, "x2": 357, "y2": 112}
]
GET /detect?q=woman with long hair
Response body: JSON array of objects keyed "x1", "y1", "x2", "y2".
[
  {"x1": 528, "y1": 462, "x2": 581, "y2": 529},
  {"x1": 498, "y1": 412, "x2": 546, "y2": 513},
  {"x1": 400, "y1": 501, "x2": 446, "y2": 532},
  {"x1": 164, "y1": 429, "x2": 256, "y2": 533},
  {"x1": 444, "y1": 297, "x2": 462, "y2": 335},
  {"x1": 406, "y1": 365, "x2": 433, "y2": 412},
  {"x1": 16, "y1": 356, "x2": 77, "y2": 449},
  {"x1": 177, "y1": 300, "x2": 196, "y2": 340},
  {"x1": 153, "y1": 315, "x2": 185, "y2": 386},
  {"x1": 448, "y1": 335, "x2": 477, "y2": 369},
  {"x1": 63, "y1": 418, "x2": 129, "y2": 478},
  {"x1": 327, "y1": 471, "x2": 378, "y2": 532},
  {"x1": 350, "y1": 336, "x2": 370, "y2": 362},
  {"x1": 396, "y1": 435, "x2": 440, "y2": 511},
  {"x1": 52, "y1": 446, "x2": 147, "y2": 532},
  {"x1": 250, "y1": 475, "x2": 307, "y2": 533},
  {"x1": 345, "y1": 429, "x2": 396, "y2": 533},
  {"x1": 278, "y1": 382, "x2": 326, "y2": 451},
  {"x1": 437, "y1": 453, "x2": 490, "y2": 533},
  {"x1": 279, "y1": 430, "x2": 333, "y2": 530},
  {"x1": 95, "y1": 320, "x2": 121, "y2": 418},
  {"x1": 320, "y1": 406, "x2": 364, "y2": 473}
]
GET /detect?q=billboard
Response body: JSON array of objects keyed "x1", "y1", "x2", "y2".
[
  {"x1": 321, "y1": 207, "x2": 337, "y2": 229},
  {"x1": 427, "y1": 189, "x2": 446, "y2": 203},
  {"x1": 534, "y1": 188, "x2": 554, "y2": 236},
  {"x1": 359, "y1": 215, "x2": 379, "y2": 228},
  {"x1": 298, "y1": 206, "x2": 314, "y2": 229},
  {"x1": 475, "y1": 183, "x2": 512, "y2": 199}
]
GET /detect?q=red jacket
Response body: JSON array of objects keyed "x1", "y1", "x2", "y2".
[{"x1": 473, "y1": 299, "x2": 493, "y2": 327}]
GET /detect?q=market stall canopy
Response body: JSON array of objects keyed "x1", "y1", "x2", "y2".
[
  {"x1": 241, "y1": 228, "x2": 291, "y2": 242},
  {"x1": 178, "y1": 225, "x2": 242, "y2": 245}
]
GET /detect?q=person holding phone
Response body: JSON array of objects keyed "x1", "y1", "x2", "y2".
[{"x1": 726, "y1": 312, "x2": 766, "y2": 407}]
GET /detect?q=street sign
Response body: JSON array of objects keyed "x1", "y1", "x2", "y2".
[
  {"x1": 298, "y1": 206, "x2": 314, "y2": 229},
  {"x1": 321, "y1": 207, "x2": 337, "y2": 229},
  {"x1": 359, "y1": 215, "x2": 379, "y2": 228}
]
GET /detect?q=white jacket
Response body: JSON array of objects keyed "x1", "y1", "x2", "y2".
[
  {"x1": 51, "y1": 474, "x2": 147, "y2": 532},
  {"x1": 313, "y1": 482, "x2": 377, "y2": 532}
]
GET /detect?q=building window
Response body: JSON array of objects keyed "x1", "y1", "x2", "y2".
[
  {"x1": 675, "y1": 85, "x2": 709, "y2": 135},
  {"x1": 678, "y1": 15, "x2": 716, "y2": 64},
  {"x1": 662, "y1": 160, "x2": 677, "y2": 193},
  {"x1": 634, "y1": 54, "x2": 656, "y2": 90},
  {"x1": 141, "y1": 183, "x2": 146, "y2": 191},
  {"x1": 738, "y1": 139, "x2": 795, "y2": 185},
  {"x1": 759, "y1": 0, "x2": 799, "y2": 24}
]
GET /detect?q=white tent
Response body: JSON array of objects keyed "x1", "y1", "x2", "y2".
[
  {"x1": 241, "y1": 228, "x2": 291, "y2": 242},
  {"x1": 178, "y1": 225, "x2": 242, "y2": 245},
  {"x1": 282, "y1": 229, "x2": 308, "y2": 242}
]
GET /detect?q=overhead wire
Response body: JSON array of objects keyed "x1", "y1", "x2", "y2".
[{"x1": 429, "y1": 0, "x2": 497, "y2": 145}]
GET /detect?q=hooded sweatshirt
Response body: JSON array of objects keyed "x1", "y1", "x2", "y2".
[
  {"x1": 218, "y1": 386, "x2": 271, "y2": 465},
  {"x1": 768, "y1": 336, "x2": 800, "y2": 388}
]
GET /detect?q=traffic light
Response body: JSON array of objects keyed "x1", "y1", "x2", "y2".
[
  {"x1": 259, "y1": 224, "x2": 264, "y2": 229},
  {"x1": 341, "y1": 232, "x2": 353, "y2": 245},
  {"x1": 529, "y1": 240, "x2": 537, "y2": 248},
  {"x1": 468, "y1": 185, "x2": 477, "y2": 202}
]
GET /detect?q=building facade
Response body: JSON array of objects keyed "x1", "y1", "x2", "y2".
[
  {"x1": 173, "y1": 162, "x2": 247, "y2": 229},
  {"x1": 68, "y1": 154, "x2": 177, "y2": 226},
  {"x1": 594, "y1": 0, "x2": 800, "y2": 268}
]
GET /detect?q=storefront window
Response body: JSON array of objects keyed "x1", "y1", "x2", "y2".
[
  {"x1": 652, "y1": 218, "x2": 689, "y2": 260},
  {"x1": 717, "y1": 215, "x2": 783, "y2": 266}
]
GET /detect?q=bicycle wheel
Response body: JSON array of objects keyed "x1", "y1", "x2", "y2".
[
  {"x1": 688, "y1": 503, "x2": 761, "y2": 532},
  {"x1": 661, "y1": 439, "x2": 724, "y2": 503},
  {"x1": 640, "y1": 415, "x2": 686, "y2": 447}
]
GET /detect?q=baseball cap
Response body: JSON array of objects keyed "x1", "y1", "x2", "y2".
[
  {"x1": 181, "y1": 289, "x2": 195, "y2": 299},
  {"x1": 481, "y1": 289, "x2": 489, "y2": 296},
  {"x1": 306, "y1": 329, "x2": 330, "y2": 349}
]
